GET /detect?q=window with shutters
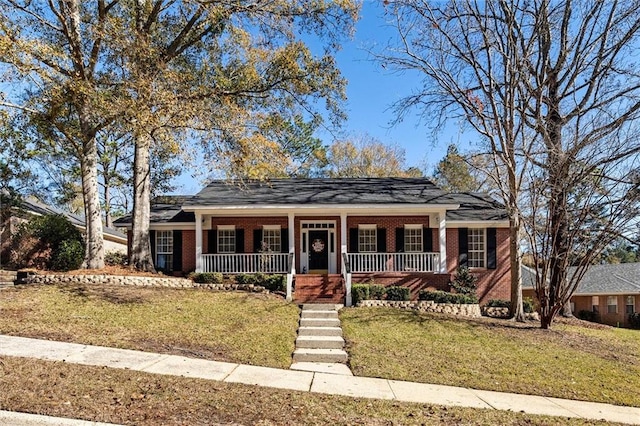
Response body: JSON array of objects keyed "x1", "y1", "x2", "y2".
[
  {"x1": 467, "y1": 228, "x2": 486, "y2": 268},
  {"x1": 218, "y1": 226, "x2": 236, "y2": 254},
  {"x1": 262, "y1": 226, "x2": 281, "y2": 252},
  {"x1": 404, "y1": 225, "x2": 423, "y2": 253},
  {"x1": 358, "y1": 225, "x2": 377, "y2": 253},
  {"x1": 156, "y1": 230, "x2": 173, "y2": 271}
]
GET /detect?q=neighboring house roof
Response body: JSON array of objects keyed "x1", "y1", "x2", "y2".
[
  {"x1": 114, "y1": 178, "x2": 508, "y2": 225},
  {"x1": 522, "y1": 262, "x2": 640, "y2": 295},
  {"x1": 17, "y1": 198, "x2": 127, "y2": 242}
]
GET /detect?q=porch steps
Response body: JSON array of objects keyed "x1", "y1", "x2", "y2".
[
  {"x1": 291, "y1": 304, "x2": 352, "y2": 375},
  {"x1": 0, "y1": 270, "x2": 16, "y2": 289},
  {"x1": 294, "y1": 274, "x2": 345, "y2": 304}
]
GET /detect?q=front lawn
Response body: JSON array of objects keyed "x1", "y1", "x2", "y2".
[
  {"x1": 0, "y1": 284, "x2": 299, "y2": 368},
  {"x1": 340, "y1": 307, "x2": 640, "y2": 407}
]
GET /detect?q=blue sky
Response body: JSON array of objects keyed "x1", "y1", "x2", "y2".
[{"x1": 178, "y1": 1, "x2": 467, "y2": 193}]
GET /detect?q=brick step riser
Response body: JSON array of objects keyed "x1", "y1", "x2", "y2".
[{"x1": 296, "y1": 298, "x2": 344, "y2": 304}]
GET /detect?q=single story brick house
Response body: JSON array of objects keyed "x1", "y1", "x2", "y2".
[
  {"x1": 523, "y1": 263, "x2": 640, "y2": 327},
  {"x1": 115, "y1": 178, "x2": 511, "y2": 305}
]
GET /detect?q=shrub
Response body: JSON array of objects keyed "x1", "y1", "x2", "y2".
[
  {"x1": 51, "y1": 239, "x2": 84, "y2": 271},
  {"x1": 577, "y1": 310, "x2": 599, "y2": 322},
  {"x1": 629, "y1": 313, "x2": 640, "y2": 329},
  {"x1": 369, "y1": 284, "x2": 386, "y2": 300},
  {"x1": 385, "y1": 286, "x2": 410, "y2": 301},
  {"x1": 352, "y1": 284, "x2": 370, "y2": 305},
  {"x1": 419, "y1": 290, "x2": 478, "y2": 304},
  {"x1": 105, "y1": 251, "x2": 128, "y2": 267},
  {"x1": 486, "y1": 299, "x2": 510, "y2": 308},
  {"x1": 235, "y1": 274, "x2": 258, "y2": 284},
  {"x1": 263, "y1": 274, "x2": 286, "y2": 292},
  {"x1": 450, "y1": 266, "x2": 478, "y2": 297},
  {"x1": 191, "y1": 272, "x2": 224, "y2": 284},
  {"x1": 523, "y1": 297, "x2": 536, "y2": 314}
]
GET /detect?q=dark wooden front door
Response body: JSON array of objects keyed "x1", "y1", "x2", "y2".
[{"x1": 308, "y1": 230, "x2": 329, "y2": 272}]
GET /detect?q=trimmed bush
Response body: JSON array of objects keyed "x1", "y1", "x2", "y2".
[
  {"x1": 385, "y1": 286, "x2": 410, "y2": 301},
  {"x1": 486, "y1": 299, "x2": 510, "y2": 308},
  {"x1": 577, "y1": 310, "x2": 598, "y2": 322},
  {"x1": 628, "y1": 313, "x2": 640, "y2": 329},
  {"x1": 235, "y1": 274, "x2": 259, "y2": 284},
  {"x1": 352, "y1": 284, "x2": 370, "y2": 305},
  {"x1": 263, "y1": 274, "x2": 286, "y2": 292},
  {"x1": 51, "y1": 239, "x2": 84, "y2": 271},
  {"x1": 105, "y1": 251, "x2": 128, "y2": 267},
  {"x1": 191, "y1": 272, "x2": 224, "y2": 284},
  {"x1": 523, "y1": 297, "x2": 536, "y2": 314},
  {"x1": 369, "y1": 284, "x2": 386, "y2": 300},
  {"x1": 419, "y1": 290, "x2": 478, "y2": 304}
]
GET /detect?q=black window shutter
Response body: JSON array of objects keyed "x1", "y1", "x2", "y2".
[
  {"x1": 395, "y1": 227, "x2": 404, "y2": 252},
  {"x1": 172, "y1": 230, "x2": 182, "y2": 272},
  {"x1": 207, "y1": 230, "x2": 217, "y2": 254},
  {"x1": 253, "y1": 229, "x2": 262, "y2": 252},
  {"x1": 487, "y1": 228, "x2": 497, "y2": 269},
  {"x1": 349, "y1": 228, "x2": 359, "y2": 253},
  {"x1": 458, "y1": 228, "x2": 468, "y2": 267},
  {"x1": 281, "y1": 228, "x2": 289, "y2": 253},
  {"x1": 149, "y1": 230, "x2": 156, "y2": 266},
  {"x1": 423, "y1": 228, "x2": 433, "y2": 252},
  {"x1": 236, "y1": 229, "x2": 245, "y2": 253},
  {"x1": 377, "y1": 228, "x2": 387, "y2": 253}
]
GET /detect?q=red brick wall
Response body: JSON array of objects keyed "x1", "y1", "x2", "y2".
[{"x1": 182, "y1": 230, "x2": 195, "y2": 273}]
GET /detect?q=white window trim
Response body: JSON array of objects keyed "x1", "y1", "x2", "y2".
[
  {"x1": 262, "y1": 226, "x2": 281, "y2": 252},
  {"x1": 263, "y1": 224, "x2": 281, "y2": 230},
  {"x1": 467, "y1": 228, "x2": 486, "y2": 269},
  {"x1": 607, "y1": 296, "x2": 618, "y2": 314},
  {"x1": 358, "y1": 224, "x2": 377, "y2": 253},
  {"x1": 404, "y1": 224, "x2": 423, "y2": 253},
  {"x1": 156, "y1": 230, "x2": 173, "y2": 271},
  {"x1": 626, "y1": 296, "x2": 636, "y2": 314},
  {"x1": 217, "y1": 226, "x2": 236, "y2": 254}
]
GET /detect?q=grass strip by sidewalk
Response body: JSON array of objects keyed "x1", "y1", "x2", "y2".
[
  {"x1": 341, "y1": 307, "x2": 640, "y2": 407},
  {"x1": 0, "y1": 284, "x2": 299, "y2": 369},
  {"x1": 0, "y1": 356, "x2": 621, "y2": 426}
]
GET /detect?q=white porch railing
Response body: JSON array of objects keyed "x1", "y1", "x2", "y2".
[
  {"x1": 347, "y1": 252, "x2": 440, "y2": 273},
  {"x1": 201, "y1": 253, "x2": 290, "y2": 274}
]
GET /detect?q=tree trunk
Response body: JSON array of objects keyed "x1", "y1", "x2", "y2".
[
  {"x1": 130, "y1": 132, "x2": 155, "y2": 272},
  {"x1": 561, "y1": 299, "x2": 573, "y2": 317},
  {"x1": 80, "y1": 134, "x2": 105, "y2": 269},
  {"x1": 509, "y1": 198, "x2": 526, "y2": 321},
  {"x1": 104, "y1": 180, "x2": 112, "y2": 229}
]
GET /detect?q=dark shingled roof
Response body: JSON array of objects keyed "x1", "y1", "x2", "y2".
[
  {"x1": 186, "y1": 178, "x2": 452, "y2": 206},
  {"x1": 522, "y1": 263, "x2": 640, "y2": 295},
  {"x1": 115, "y1": 179, "x2": 507, "y2": 224}
]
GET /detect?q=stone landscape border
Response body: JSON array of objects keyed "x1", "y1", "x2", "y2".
[
  {"x1": 23, "y1": 273, "x2": 268, "y2": 293},
  {"x1": 357, "y1": 299, "x2": 482, "y2": 317}
]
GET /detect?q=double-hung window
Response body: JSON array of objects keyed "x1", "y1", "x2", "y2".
[
  {"x1": 626, "y1": 296, "x2": 635, "y2": 314},
  {"x1": 404, "y1": 225, "x2": 423, "y2": 253},
  {"x1": 217, "y1": 226, "x2": 236, "y2": 254},
  {"x1": 358, "y1": 225, "x2": 377, "y2": 253},
  {"x1": 607, "y1": 296, "x2": 618, "y2": 314},
  {"x1": 467, "y1": 228, "x2": 486, "y2": 268},
  {"x1": 262, "y1": 225, "x2": 281, "y2": 252},
  {"x1": 156, "y1": 230, "x2": 173, "y2": 271}
]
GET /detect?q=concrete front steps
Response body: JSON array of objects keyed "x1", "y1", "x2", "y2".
[
  {"x1": 0, "y1": 270, "x2": 16, "y2": 289},
  {"x1": 291, "y1": 304, "x2": 352, "y2": 376}
]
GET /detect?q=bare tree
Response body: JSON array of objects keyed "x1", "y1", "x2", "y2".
[{"x1": 382, "y1": 0, "x2": 640, "y2": 328}]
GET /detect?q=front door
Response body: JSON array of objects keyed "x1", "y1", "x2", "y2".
[{"x1": 308, "y1": 230, "x2": 329, "y2": 273}]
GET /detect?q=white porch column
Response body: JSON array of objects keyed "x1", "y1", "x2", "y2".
[
  {"x1": 438, "y1": 211, "x2": 447, "y2": 273},
  {"x1": 340, "y1": 212, "x2": 352, "y2": 306},
  {"x1": 195, "y1": 212, "x2": 203, "y2": 273},
  {"x1": 286, "y1": 212, "x2": 295, "y2": 302}
]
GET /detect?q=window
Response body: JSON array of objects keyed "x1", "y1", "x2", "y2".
[
  {"x1": 156, "y1": 230, "x2": 173, "y2": 271},
  {"x1": 467, "y1": 228, "x2": 486, "y2": 268},
  {"x1": 262, "y1": 226, "x2": 281, "y2": 252},
  {"x1": 358, "y1": 225, "x2": 377, "y2": 253},
  {"x1": 626, "y1": 296, "x2": 635, "y2": 314},
  {"x1": 218, "y1": 226, "x2": 236, "y2": 253},
  {"x1": 607, "y1": 296, "x2": 618, "y2": 314},
  {"x1": 592, "y1": 296, "x2": 599, "y2": 313},
  {"x1": 404, "y1": 225, "x2": 423, "y2": 253}
]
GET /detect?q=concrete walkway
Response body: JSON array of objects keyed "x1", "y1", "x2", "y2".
[{"x1": 1, "y1": 335, "x2": 639, "y2": 425}]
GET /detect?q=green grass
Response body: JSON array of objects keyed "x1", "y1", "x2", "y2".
[
  {"x1": 340, "y1": 307, "x2": 640, "y2": 407},
  {"x1": 0, "y1": 284, "x2": 300, "y2": 368}
]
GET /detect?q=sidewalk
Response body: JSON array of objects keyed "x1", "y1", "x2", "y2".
[{"x1": 1, "y1": 334, "x2": 639, "y2": 425}]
